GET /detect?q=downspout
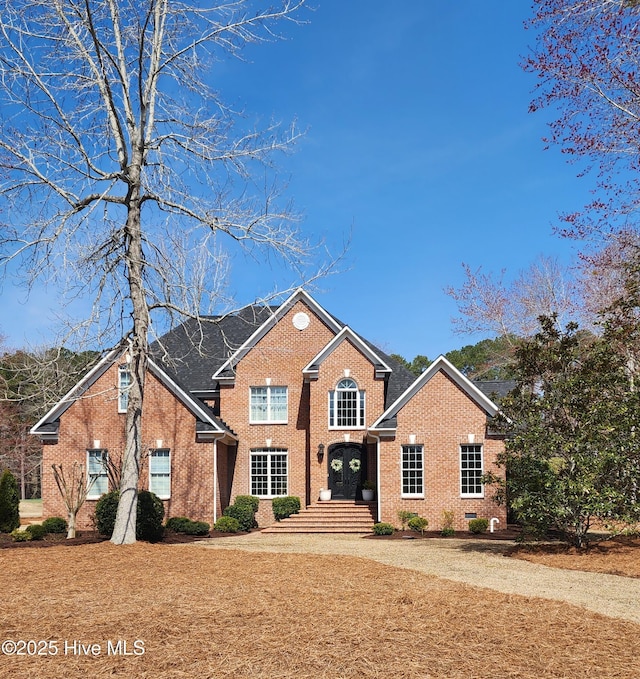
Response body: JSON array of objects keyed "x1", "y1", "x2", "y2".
[
  {"x1": 213, "y1": 437, "x2": 219, "y2": 525},
  {"x1": 369, "y1": 432, "x2": 381, "y2": 523}
]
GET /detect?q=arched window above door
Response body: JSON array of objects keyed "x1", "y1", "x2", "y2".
[{"x1": 329, "y1": 378, "x2": 365, "y2": 428}]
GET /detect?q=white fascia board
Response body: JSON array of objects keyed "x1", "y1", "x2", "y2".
[
  {"x1": 370, "y1": 355, "x2": 500, "y2": 429},
  {"x1": 212, "y1": 288, "x2": 342, "y2": 380},
  {"x1": 149, "y1": 359, "x2": 235, "y2": 438},
  {"x1": 302, "y1": 326, "x2": 392, "y2": 377},
  {"x1": 30, "y1": 347, "x2": 123, "y2": 435}
]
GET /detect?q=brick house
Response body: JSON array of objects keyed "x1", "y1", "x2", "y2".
[{"x1": 31, "y1": 289, "x2": 508, "y2": 531}]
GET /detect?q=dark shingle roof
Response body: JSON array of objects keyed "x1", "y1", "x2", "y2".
[
  {"x1": 472, "y1": 380, "x2": 516, "y2": 403},
  {"x1": 150, "y1": 306, "x2": 276, "y2": 393}
]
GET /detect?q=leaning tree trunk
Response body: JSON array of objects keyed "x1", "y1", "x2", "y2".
[{"x1": 111, "y1": 163, "x2": 150, "y2": 545}]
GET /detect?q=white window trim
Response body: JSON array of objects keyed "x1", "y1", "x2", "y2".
[
  {"x1": 87, "y1": 449, "x2": 108, "y2": 500},
  {"x1": 250, "y1": 448, "x2": 288, "y2": 498},
  {"x1": 460, "y1": 444, "x2": 484, "y2": 498},
  {"x1": 249, "y1": 386, "x2": 288, "y2": 424},
  {"x1": 149, "y1": 448, "x2": 171, "y2": 500},
  {"x1": 328, "y1": 379, "x2": 366, "y2": 430},
  {"x1": 118, "y1": 365, "x2": 131, "y2": 413},
  {"x1": 401, "y1": 444, "x2": 425, "y2": 499}
]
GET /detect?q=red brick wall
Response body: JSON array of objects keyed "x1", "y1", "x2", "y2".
[
  {"x1": 41, "y1": 359, "x2": 218, "y2": 529},
  {"x1": 221, "y1": 300, "x2": 336, "y2": 527},
  {"x1": 377, "y1": 371, "x2": 507, "y2": 531}
]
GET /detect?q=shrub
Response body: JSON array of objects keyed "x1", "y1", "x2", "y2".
[
  {"x1": 166, "y1": 516, "x2": 210, "y2": 536},
  {"x1": 233, "y1": 495, "x2": 259, "y2": 528},
  {"x1": 42, "y1": 516, "x2": 68, "y2": 534},
  {"x1": 25, "y1": 523, "x2": 47, "y2": 540},
  {"x1": 136, "y1": 490, "x2": 165, "y2": 542},
  {"x1": 373, "y1": 522, "x2": 394, "y2": 536},
  {"x1": 11, "y1": 529, "x2": 31, "y2": 542},
  {"x1": 441, "y1": 509, "x2": 455, "y2": 537},
  {"x1": 95, "y1": 490, "x2": 165, "y2": 541},
  {"x1": 214, "y1": 516, "x2": 241, "y2": 533},
  {"x1": 272, "y1": 496, "x2": 300, "y2": 522},
  {"x1": 234, "y1": 495, "x2": 260, "y2": 513},
  {"x1": 397, "y1": 510, "x2": 416, "y2": 531},
  {"x1": 165, "y1": 516, "x2": 192, "y2": 533},
  {"x1": 95, "y1": 490, "x2": 120, "y2": 537},
  {"x1": 0, "y1": 469, "x2": 20, "y2": 533},
  {"x1": 469, "y1": 518, "x2": 489, "y2": 534},
  {"x1": 223, "y1": 503, "x2": 254, "y2": 532},
  {"x1": 408, "y1": 516, "x2": 429, "y2": 535}
]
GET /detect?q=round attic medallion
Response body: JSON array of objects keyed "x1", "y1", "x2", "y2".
[{"x1": 293, "y1": 311, "x2": 310, "y2": 330}]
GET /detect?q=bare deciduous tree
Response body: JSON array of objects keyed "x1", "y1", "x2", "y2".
[
  {"x1": 0, "y1": 0, "x2": 321, "y2": 544},
  {"x1": 52, "y1": 463, "x2": 95, "y2": 538}
]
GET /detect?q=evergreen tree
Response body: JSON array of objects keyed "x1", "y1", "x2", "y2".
[{"x1": 0, "y1": 469, "x2": 20, "y2": 532}]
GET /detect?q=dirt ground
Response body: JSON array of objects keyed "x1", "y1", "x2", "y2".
[{"x1": 1, "y1": 538, "x2": 639, "y2": 679}]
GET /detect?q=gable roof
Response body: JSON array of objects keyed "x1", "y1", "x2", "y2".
[
  {"x1": 212, "y1": 288, "x2": 343, "y2": 383},
  {"x1": 370, "y1": 355, "x2": 500, "y2": 432},
  {"x1": 30, "y1": 348, "x2": 235, "y2": 442},
  {"x1": 302, "y1": 326, "x2": 392, "y2": 380}
]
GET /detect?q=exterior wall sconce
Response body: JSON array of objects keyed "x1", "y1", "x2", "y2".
[{"x1": 317, "y1": 443, "x2": 325, "y2": 463}]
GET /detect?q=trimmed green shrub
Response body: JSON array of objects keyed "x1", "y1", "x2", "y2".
[
  {"x1": 11, "y1": 529, "x2": 31, "y2": 542},
  {"x1": 233, "y1": 495, "x2": 259, "y2": 528},
  {"x1": 95, "y1": 490, "x2": 165, "y2": 541},
  {"x1": 136, "y1": 490, "x2": 165, "y2": 542},
  {"x1": 223, "y1": 503, "x2": 254, "y2": 532},
  {"x1": 166, "y1": 516, "x2": 210, "y2": 536},
  {"x1": 25, "y1": 523, "x2": 47, "y2": 540},
  {"x1": 214, "y1": 516, "x2": 241, "y2": 533},
  {"x1": 408, "y1": 516, "x2": 429, "y2": 535},
  {"x1": 42, "y1": 517, "x2": 68, "y2": 534},
  {"x1": 95, "y1": 490, "x2": 120, "y2": 537},
  {"x1": 0, "y1": 469, "x2": 20, "y2": 533},
  {"x1": 272, "y1": 496, "x2": 300, "y2": 521},
  {"x1": 373, "y1": 522, "x2": 394, "y2": 536},
  {"x1": 234, "y1": 495, "x2": 260, "y2": 513},
  {"x1": 469, "y1": 518, "x2": 489, "y2": 534},
  {"x1": 165, "y1": 516, "x2": 192, "y2": 533}
]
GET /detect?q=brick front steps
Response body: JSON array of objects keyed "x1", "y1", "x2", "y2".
[{"x1": 262, "y1": 500, "x2": 377, "y2": 534}]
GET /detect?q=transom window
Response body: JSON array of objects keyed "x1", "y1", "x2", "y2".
[
  {"x1": 118, "y1": 365, "x2": 131, "y2": 413},
  {"x1": 401, "y1": 445, "x2": 424, "y2": 497},
  {"x1": 461, "y1": 444, "x2": 484, "y2": 497},
  {"x1": 149, "y1": 449, "x2": 171, "y2": 499},
  {"x1": 250, "y1": 386, "x2": 288, "y2": 423},
  {"x1": 251, "y1": 449, "x2": 288, "y2": 498},
  {"x1": 329, "y1": 378, "x2": 365, "y2": 428},
  {"x1": 87, "y1": 449, "x2": 108, "y2": 499}
]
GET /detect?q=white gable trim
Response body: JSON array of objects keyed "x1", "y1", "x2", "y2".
[
  {"x1": 30, "y1": 347, "x2": 123, "y2": 437},
  {"x1": 370, "y1": 355, "x2": 500, "y2": 431},
  {"x1": 212, "y1": 288, "x2": 343, "y2": 381},
  {"x1": 30, "y1": 348, "x2": 235, "y2": 442},
  {"x1": 302, "y1": 326, "x2": 392, "y2": 380}
]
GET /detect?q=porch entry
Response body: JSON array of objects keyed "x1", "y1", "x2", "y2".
[{"x1": 328, "y1": 443, "x2": 363, "y2": 500}]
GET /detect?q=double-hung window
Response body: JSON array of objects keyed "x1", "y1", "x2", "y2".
[
  {"x1": 460, "y1": 444, "x2": 484, "y2": 497},
  {"x1": 250, "y1": 386, "x2": 288, "y2": 423},
  {"x1": 118, "y1": 365, "x2": 131, "y2": 413},
  {"x1": 401, "y1": 445, "x2": 424, "y2": 497},
  {"x1": 250, "y1": 449, "x2": 288, "y2": 497},
  {"x1": 149, "y1": 449, "x2": 171, "y2": 499},
  {"x1": 87, "y1": 449, "x2": 108, "y2": 499},
  {"x1": 329, "y1": 379, "x2": 365, "y2": 428}
]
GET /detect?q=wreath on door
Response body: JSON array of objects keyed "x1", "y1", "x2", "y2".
[
  {"x1": 349, "y1": 458, "x2": 361, "y2": 473},
  {"x1": 330, "y1": 458, "x2": 343, "y2": 472}
]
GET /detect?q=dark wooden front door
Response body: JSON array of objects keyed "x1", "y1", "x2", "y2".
[{"x1": 328, "y1": 444, "x2": 362, "y2": 499}]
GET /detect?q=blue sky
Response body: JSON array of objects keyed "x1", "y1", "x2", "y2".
[{"x1": 0, "y1": 2, "x2": 592, "y2": 360}]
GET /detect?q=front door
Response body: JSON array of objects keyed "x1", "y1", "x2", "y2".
[{"x1": 328, "y1": 444, "x2": 362, "y2": 499}]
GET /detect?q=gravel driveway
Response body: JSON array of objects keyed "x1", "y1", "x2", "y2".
[{"x1": 198, "y1": 532, "x2": 640, "y2": 624}]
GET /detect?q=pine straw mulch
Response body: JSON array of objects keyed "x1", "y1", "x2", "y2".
[
  {"x1": 508, "y1": 535, "x2": 640, "y2": 579},
  {"x1": 1, "y1": 542, "x2": 639, "y2": 679}
]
